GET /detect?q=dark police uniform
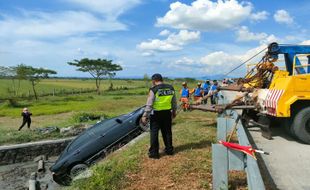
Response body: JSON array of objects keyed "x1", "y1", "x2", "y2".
[{"x1": 143, "y1": 80, "x2": 177, "y2": 159}]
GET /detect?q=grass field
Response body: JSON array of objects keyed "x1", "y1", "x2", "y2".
[
  {"x1": 0, "y1": 78, "x2": 200, "y2": 145},
  {"x1": 0, "y1": 78, "x2": 148, "y2": 98},
  {"x1": 0, "y1": 78, "x2": 151, "y2": 145}
]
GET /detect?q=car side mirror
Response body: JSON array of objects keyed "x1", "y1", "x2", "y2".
[{"x1": 115, "y1": 118, "x2": 123, "y2": 124}]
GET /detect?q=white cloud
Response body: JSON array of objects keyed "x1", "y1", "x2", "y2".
[
  {"x1": 0, "y1": 11, "x2": 126, "y2": 39},
  {"x1": 168, "y1": 57, "x2": 198, "y2": 72},
  {"x1": 138, "y1": 39, "x2": 182, "y2": 52},
  {"x1": 200, "y1": 51, "x2": 240, "y2": 66},
  {"x1": 259, "y1": 34, "x2": 278, "y2": 45},
  {"x1": 274, "y1": 10, "x2": 294, "y2": 25},
  {"x1": 300, "y1": 40, "x2": 310, "y2": 45},
  {"x1": 235, "y1": 26, "x2": 278, "y2": 45},
  {"x1": 236, "y1": 26, "x2": 267, "y2": 42},
  {"x1": 65, "y1": 0, "x2": 141, "y2": 19},
  {"x1": 156, "y1": 0, "x2": 252, "y2": 31},
  {"x1": 198, "y1": 45, "x2": 272, "y2": 75},
  {"x1": 137, "y1": 30, "x2": 200, "y2": 53},
  {"x1": 0, "y1": 1, "x2": 143, "y2": 40},
  {"x1": 250, "y1": 11, "x2": 269, "y2": 22},
  {"x1": 175, "y1": 57, "x2": 196, "y2": 66},
  {"x1": 159, "y1": 29, "x2": 171, "y2": 36},
  {"x1": 141, "y1": 52, "x2": 155, "y2": 57},
  {"x1": 236, "y1": 44, "x2": 267, "y2": 63},
  {"x1": 167, "y1": 30, "x2": 201, "y2": 46}
]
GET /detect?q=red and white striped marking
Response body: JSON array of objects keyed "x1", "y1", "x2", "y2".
[{"x1": 265, "y1": 89, "x2": 284, "y2": 116}]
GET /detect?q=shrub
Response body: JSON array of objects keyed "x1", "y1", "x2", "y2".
[
  {"x1": 1, "y1": 98, "x2": 21, "y2": 108},
  {"x1": 73, "y1": 112, "x2": 107, "y2": 123}
]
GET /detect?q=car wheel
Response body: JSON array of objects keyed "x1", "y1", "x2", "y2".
[
  {"x1": 139, "y1": 118, "x2": 150, "y2": 132},
  {"x1": 70, "y1": 164, "x2": 88, "y2": 178},
  {"x1": 292, "y1": 107, "x2": 310, "y2": 144},
  {"x1": 53, "y1": 173, "x2": 72, "y2": 186}
]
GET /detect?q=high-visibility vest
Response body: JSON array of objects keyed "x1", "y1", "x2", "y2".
[
  {"x1": 151, "y1": 84, "x2": 175, "y2": 111},
  {"x1": 181, "y1": 87, "x2": 189, "y2": 97}
]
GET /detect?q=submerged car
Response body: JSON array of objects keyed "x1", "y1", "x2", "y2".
[{"x1": 50, "y1": 106, "x2": 149, "y2": 185}]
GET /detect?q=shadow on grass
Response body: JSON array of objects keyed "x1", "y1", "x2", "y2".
[{"x1": 174, "y1": 139, "x2": 212, "y2": 153}]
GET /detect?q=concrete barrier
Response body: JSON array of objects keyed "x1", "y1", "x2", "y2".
[{"x1": 0, "y1": 137, "x2": 74, "y2": 165}]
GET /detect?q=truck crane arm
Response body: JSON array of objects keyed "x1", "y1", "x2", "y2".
[{"x1": 266, "y1": 42, "x2": 310, "y2": 75}]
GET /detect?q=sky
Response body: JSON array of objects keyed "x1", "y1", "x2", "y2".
[{"x1": 0, "y1": 0, "x2": 309, "y2": 78}]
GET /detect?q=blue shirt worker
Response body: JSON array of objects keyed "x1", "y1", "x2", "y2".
[
  {"x1": 191, "y1": 82, "x2": 203, "y2": 104},
  {"x1": 180, "y1": 82, "x2": 190, "y2": 111},
  {"x1": 141, "y1": 73, "x2": 177, "y2": 159},
  {"x1": 209, "y1": 80, "x2": 219, "y2": 105},
  {"x1": 202, "y1": 80, "x2": 210, "y2": 104}
]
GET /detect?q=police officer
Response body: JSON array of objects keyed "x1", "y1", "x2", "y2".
[{"x1": 141, "y1": 73, "x2": 177, "y2": 159}]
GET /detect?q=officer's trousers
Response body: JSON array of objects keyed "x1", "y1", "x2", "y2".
[{"x1": 149, "y1": 110, "x2": 173, "y2": 156}]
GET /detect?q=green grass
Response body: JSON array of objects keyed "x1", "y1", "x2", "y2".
[
  {"x1": 0, "y1": 78, "x2": 202, "y2": 145},
  {"x1": 0, "y1": 94, "x2": 147, "y2": 145},
  {"x1": 0, "y1": 94, "x2": 146, "y2": 117},
  {"x1": 0, "y1": 78, "x2": 148, "y2": 98},
  {"x1": 70, "y1": 111, "x2": 218, "y2": 190}
]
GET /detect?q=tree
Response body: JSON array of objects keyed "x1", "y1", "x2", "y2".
[
  {"x1": 16, "y1": 64, "x2": 57, "y2": 100},
  {"x1": 68, "y1": 58, "x2": 123, "y2": 94},
  {"x1": 143, "y1": 73, "x2": 150, "y2": 88},
  {"x1": 0, "y1": 66, "x2": 20, "y2": 96}
]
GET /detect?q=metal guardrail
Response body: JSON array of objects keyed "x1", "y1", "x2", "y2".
[{"x1": 212, "y1": 95, "x2": 265, "y2": 190}]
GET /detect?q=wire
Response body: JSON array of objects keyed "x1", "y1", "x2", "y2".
[{"x1": 224, "y1": 46, "x2": 268, "y2": 77}]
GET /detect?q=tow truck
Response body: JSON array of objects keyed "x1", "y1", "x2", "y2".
[{"x1": 191, "y1": 42, "x2": 310, "y2": 144}]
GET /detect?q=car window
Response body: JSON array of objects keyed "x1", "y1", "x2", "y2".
[
  {"x1": 67, "y1": 132, "x2": 92, "y2": 152},
  {"x1": 67, "y1": 117, "x2": 126, "y2": 152},
  {"x1": 66, "y1": 108, "x2": 143, "y2": 152}
]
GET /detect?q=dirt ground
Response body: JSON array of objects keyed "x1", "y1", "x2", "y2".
[{"x1": 124, "y1": 152, "x2": 212, "y2": 190}]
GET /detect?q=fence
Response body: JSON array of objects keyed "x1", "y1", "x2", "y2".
[
  {"x1": 212, "y1": 95, "x2": 265, "y2": 190},
  {"x1": 1, "y1": 88, "x2": 98, "y2": 100}
]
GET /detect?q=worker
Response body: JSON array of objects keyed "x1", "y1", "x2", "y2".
[
  {"x1": 191, "y1": 82, "x2": 203, "y2": 105},
  {"x1": 179, "y1": 82, "x2": 190, "y2": 111},
  {"x1": 202, "y1": 80, "x2": 210, "y2": 104},
  {"x1": 18, "y1": 108, "x2": 32, "y2": 131},
  {"x1": 141, "y1": 73, "x2": 177, "y2": 159},
  {"x1": 209, "y1": 80, "x2": 219, "y2": 105}
]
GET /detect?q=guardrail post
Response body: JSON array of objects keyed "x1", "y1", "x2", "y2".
[
  {"x1": 212, "y1": 116, "x2": 265, "y2": 190},
  {"x1": 212, "y1": 144, "x2": 228, "y2": 189}
]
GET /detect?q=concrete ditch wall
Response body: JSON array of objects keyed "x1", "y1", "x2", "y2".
[{"x1": 0, "y1": 137, "x2": 74, "y2": 165}]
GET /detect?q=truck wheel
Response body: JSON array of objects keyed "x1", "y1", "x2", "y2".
[
  {"x1": 283, "y1": 118, "x2": 296, "y2": 138},
  {"x1": 70, "y1": 164, "x2": 88, "y2": 178},
  {"x1": 292, "y1": 107, "x2": 310, "y2": 144}
]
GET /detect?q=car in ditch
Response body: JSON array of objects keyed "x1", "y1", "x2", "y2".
[{"x1": 50, "y1": 106, "x2": 149, "y2": 185}]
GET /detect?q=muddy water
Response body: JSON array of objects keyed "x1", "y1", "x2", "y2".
[{"x1": 0, "y1": 157, "x2": 61, "y2": 190}]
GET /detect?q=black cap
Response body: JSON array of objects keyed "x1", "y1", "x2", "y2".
[{"x1": 151, "y1": 73, "x2": 163, "y2": 81}]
